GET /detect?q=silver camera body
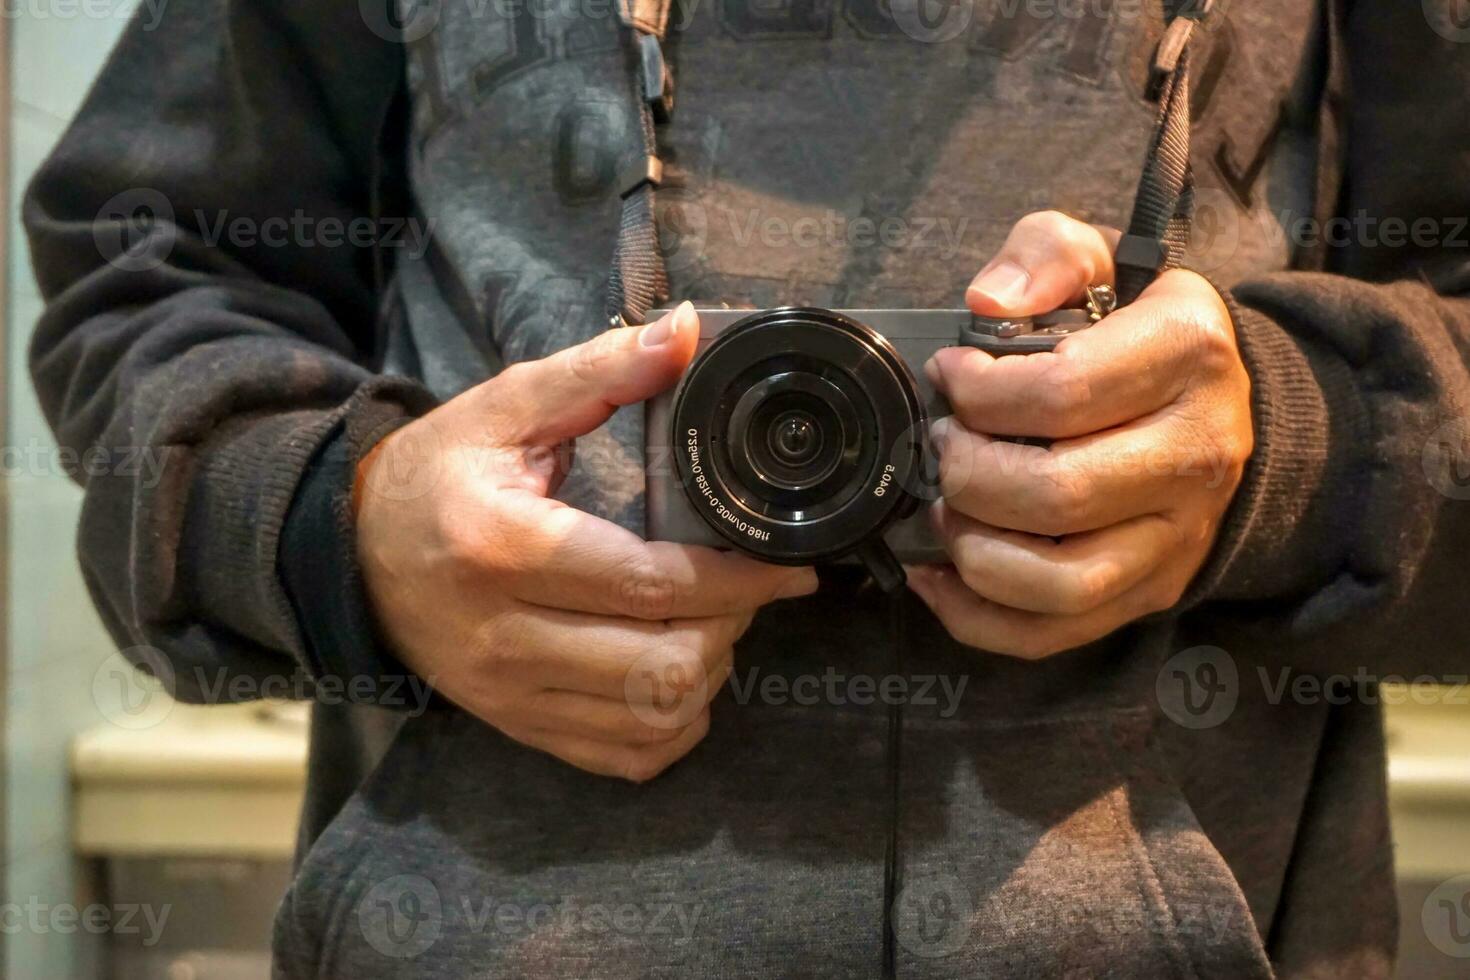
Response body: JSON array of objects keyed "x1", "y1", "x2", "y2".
[{"x1": 643, "y1": 306, "x2": 1089, "y2": 589}]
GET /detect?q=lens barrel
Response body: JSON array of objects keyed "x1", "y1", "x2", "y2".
[{"x1": 669, "y1": 307, "x2": 926, "y2": 564}]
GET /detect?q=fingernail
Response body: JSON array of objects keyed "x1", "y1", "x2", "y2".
[
  {"x1": 929, "y1": 416, "x2": 951, "y2": 446},
  {"x1": 639, "y1": 310, "x2": 675, "y2": 347},
  {"x1": 777, "y1": 570, "x2": 819, "y2": 599},
  {"x1": 968, "y1": 261, "x2": 1031, "y2": 311},
  {"x1": 643, "y1": 307, "x2": 687, "y2": 352}
]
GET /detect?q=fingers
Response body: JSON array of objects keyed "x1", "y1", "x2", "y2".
[
  {"x1": 906, "y1": 562, "x2": 1182, "y2": 661},
  {"x1": 920, "y1": 259, "x2": 1249, "y2": 660},
  {"x1": 932, "y1": 269, "x2": 1237, "y2": 439},
  {"x1": 516, "y1": 688, "x2": 709, "y2": 745},
  {"x1": 932, "y1": 413, "x2": 1237, "y2": 537},
  {"x1": 966, "y1": 211, "x2": 1120, "y2": 317},
  {"x1": 931, "y1": 502, "x2": 1183, "y2": 615},
  {"x1": 489, "y1": 609, "x2": 734, "y2": 781},
  {"x1": 482, "y1": 494, "x2": 818, "y2": 619},
  {"x1": 484, "y1": 604, "x2": 752, "y2": 702},
  {"x1": 505, "y1": 707, "x2": 712, "y2": 783},
  {"x1": 481, "y1": 302, "x2": 702, "y2": 446}
]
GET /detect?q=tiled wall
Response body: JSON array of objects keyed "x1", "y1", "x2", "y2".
[{"x1": 7, "y1": 8, "x2": 130, "y2": 979}]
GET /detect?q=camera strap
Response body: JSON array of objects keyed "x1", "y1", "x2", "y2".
[
  {"x1": 606, "y1": 0, "x2": 676, "y2": 326},
  {"x1": 1114, "y1": 0, "x2": 1213, "y2": 304},
  {"x1": 604, "y1": 0, "x2": 1214, "y2": 322}
]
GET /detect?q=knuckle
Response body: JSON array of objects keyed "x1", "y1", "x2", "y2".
[
  {"x1": 950, "y1": 541, "x2": 991, "y2": 596},
  {"x1": 1146, "y1": 576, "x2": 1189, "y2": 616},
  {"x1": 520, "y1": 687, "x2": 560, "y2": 721},
  {"x1": 1032, "y1": 357, "x2": 1092, "y2": 434},
  {"x1": 687, "y1": 707, "x2": 713, "y2": 745},
  {"x1": 1215, "y1": 426, "x2": 1252, "y2": 474},
  {"x1": 616, "y1": 558, "x2": 679, "y2": 619},
  {"x1": 1160, "y1": 515, "x2": 1190, "y2": 551},
  {"x1": 947, "y1": 393, "x2": 983, "y2": 433},
  {"x1": 496, "y1": 721, "x2": 537, "y2": 748},
  {"x1": 478, "y1": 681, "x2": 525, "y2": 722},
  {"x1": 618, "y1": 751, "x2": 666, "y2": 784},
  {"x1": 936, "y1": 441, "x2": 960, "y2": 486},
  {"x1": 474, "y1": 614, "x2": 531, "y2": 670},
  {"x1": 1057, "y1": 562, "x2": 1117, "y2": 615},
  {"x1": 637, "y1": 642, "x2": 707, "y2": 698},
  {"x1": 1173, "y1": 303, "x2": 1237, "y2": 378},
  {"x1": 1155, "y1": 587, "x2": 1186, "y2": 615},
  {"x1": 467, "y1": 618, "x2": 503, "y2": 665},
  {"x1": 944, "y1": 362, "x2": 986, "y2": 416},
  {"x1": 1212, "y1": 397, "x2": 1255, "y2": 466},
  {"x1": 1021, "y1": 209, "x2": 1073, "y2": 241},
  {"x1": 493, "y1": 360, "x2": 534, "y2": 392},
  {"x1": 1192, "y1": 321, "x2": 1239, "y2": 378},
  {"x1": 568, "y1": 332, "x2": 618, "y2": 385},
  {"x1": 953, "y1": 565, "x2": 989, "y2": 603},
  {"x1": 1034, "y1": 457, "x2": 1095, "y2": 533},
  {"x1": 1054, "y1": 217, "x2": 1094, "y2": 256},
  {"x1": 621, "y1": 713, "x2": 707, "y2": 783},
  {"x1": 437, "y1": 505, "x2": 492, "y2": 571},
  {"x1": 661, "y1": 643, "x2": 708, "y2": 682},
  {"x1": 937, "y1": 436, "x2": 978, "y2": 498},
  {"x1": 1005, "y1": 628, "x2": 1065, "y2": 661},
  {"x1": 937, "y1": 612, "x2": 987, "y2": 653}
]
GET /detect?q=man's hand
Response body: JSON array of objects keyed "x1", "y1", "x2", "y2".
[
  {"x1": 355, "y1": 303, "x2": 817, "y2": 781},
  {"x1": 909, "y1": 211, "x2": 1253, "y2": 659}
]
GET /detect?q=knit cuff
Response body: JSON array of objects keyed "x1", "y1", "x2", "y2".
[
  {"x1": 277, "y1": 376, "x2": 441, "y2": 708},
  {"x1": 1183, "y1": 288, "x2": 1367, "y2": 605},
  {"x1": 180, "y1": 374, "x2": 436, "y2": 678}
]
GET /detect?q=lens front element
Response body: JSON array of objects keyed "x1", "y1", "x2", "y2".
[
  {"x1": 770, "y1": 412, "x2": 819, "y2": 467},
  {"x1": 729, "y1": 370, "x2": 859, "y2": 505}
]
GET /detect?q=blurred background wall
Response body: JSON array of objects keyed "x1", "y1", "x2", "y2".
[{"x1": 6, "y1": 5, "x2": 129, "y2": 977}]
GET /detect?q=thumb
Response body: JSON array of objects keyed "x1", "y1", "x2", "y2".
[
  {"x1": 484, "y1": 302, "x2": 700, "y2": 446},
  {"x1": 966, "y1": 211, "x2": 1120, "y2": 318}
]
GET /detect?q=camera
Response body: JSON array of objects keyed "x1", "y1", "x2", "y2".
[{"x1": 644, "y1": 302, "x2": 1106, "y2": 590}]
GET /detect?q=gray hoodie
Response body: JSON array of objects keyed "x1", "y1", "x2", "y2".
[{"x1": 23, "y1": 0, "x2": 1470, "y2": 975}]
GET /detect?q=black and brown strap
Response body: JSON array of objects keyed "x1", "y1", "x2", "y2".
[
  {"x1": 605, "y1": 0, "x2": 676, "y2": 327},
  {"x1": 604, "y1": 0, "x2": 1215, "y2": 320},
  {"x1": 1114, "y1": 0, "x2": 1215, "y2": 305}
]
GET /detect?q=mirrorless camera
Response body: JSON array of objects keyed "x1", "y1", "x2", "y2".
[{"x1": 644, "y1": 302, "x2": 1106, "y2": 590}]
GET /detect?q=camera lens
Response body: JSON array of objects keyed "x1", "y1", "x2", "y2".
[
  {"x1": 668, "y1": 307, "x2": 926, "y2": 564},
  {"x1": 770, "y1": 412, "x2": 818, "y2": 466},
  {"x1": 727, "y1": 371, "x2": 858, "y2": 501}
]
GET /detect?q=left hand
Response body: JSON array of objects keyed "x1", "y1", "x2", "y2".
[{"x1": 908, "y1": 211, "x2": 1253, "y2": 659}]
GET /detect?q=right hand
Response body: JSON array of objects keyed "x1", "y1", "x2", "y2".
[{"x1": 354, "y1": 303, "x2": 817, "y2": 782}]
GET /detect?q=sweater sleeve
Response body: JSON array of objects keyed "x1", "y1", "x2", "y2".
[
  {"x1": 23, "y1": 0, "x2": 437, "y2": 703},
  {"x1": 1183, "y1": 0, "x2": 1470, "y2": 679}
]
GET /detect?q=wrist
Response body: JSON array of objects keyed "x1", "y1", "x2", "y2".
[
  {"x1": 352, "y1": 436, "x2": 390, "y2": 523},
  {"x1": 1182, "y1": 284, "x2": 1364, "y2": 604},
  {"x1": 277, "y1": 379, "x2": 439, "y2": 708}
]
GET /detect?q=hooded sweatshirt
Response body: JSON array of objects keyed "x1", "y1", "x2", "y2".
[{"x1": 22, "y1": 0, "x2": 1470, "y2": 975}]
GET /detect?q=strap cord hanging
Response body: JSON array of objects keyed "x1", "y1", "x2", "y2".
[
  {"x1": 1114, "y1": 0, "x2": 1213, "y2": 304},
  {"x1": 606, "y1": 1, "x2": 675, "y2": 327}
]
